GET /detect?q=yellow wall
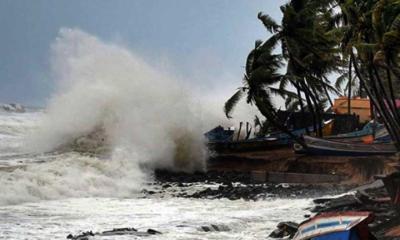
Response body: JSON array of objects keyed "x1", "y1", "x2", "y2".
[{"x1": 333, "y1": 97, "x2": 371, "y2": 123}]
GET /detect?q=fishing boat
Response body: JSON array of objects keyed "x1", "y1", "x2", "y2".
[
  {"x1": 268, "y1": 119, "x2": 334, "y2": 145},
  {"x1": 205, "y1": 126, "x2": 284, "y2": 153},
  {"x1": 324, "y1": 127, "x2": 390, "y2": 144},
  {"x1": 325, "y1": 121, "x2": 383, "y2": 140},
  {"x1": 206, "y1": 120, "x2": 333, "y2": 153},
  {"x1": 293, "y1": 211, "x2": 376, "y2": 240},
  {"x1": 294, "y1": 135, "x2": 397, "y2": 156}
]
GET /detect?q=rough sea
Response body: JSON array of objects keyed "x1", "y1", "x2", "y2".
[{"x1": 0, "y1": 109, "x2": 315, "y2": 240}]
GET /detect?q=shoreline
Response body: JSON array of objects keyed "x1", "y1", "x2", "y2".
[{"x1": 151, "y1": 169, "x2": 399, "y2": 239}]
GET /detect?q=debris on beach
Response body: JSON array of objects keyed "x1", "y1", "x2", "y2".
[
  {"x1": 269, "y1": 221, "x2": 299, "y2": 238},
  {"x1": 268, "y1": 174, "x2": 400, "y2": 239}
]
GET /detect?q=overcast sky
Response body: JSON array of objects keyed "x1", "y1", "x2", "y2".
[{"x1": 0, "y1": 0, "x2": 286, "y2": 106}]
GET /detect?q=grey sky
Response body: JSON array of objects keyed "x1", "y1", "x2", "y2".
[{"x1": 0, "y1": 0, "x2": 286, "y2": 106}]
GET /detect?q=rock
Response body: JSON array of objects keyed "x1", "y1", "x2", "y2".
[
  {"x1": 147, "y1": 229, "x2": 161, "y2": 234},
  {"x1": 67, "y1": 227, "x2": 161, "y2": 239},
  {"x1": 313, "y1": 197, "x2": 333, "y2": 204},
  {"x1": 200, "y1": 224, "x2": 230, "y2": 232},
  {"x1": 201, "y1": 226, "x2": 211, "y2": 232},
  {"x1": 212, "y1": 224, "x2": 230, "y2": 231},
  {"x1": 269, "y1": 221, "x2": 298, "y2": 238},
  {"x1": 66, "y1": 231, "x2": 94, "y2": 240},
  {"x1": 312, "y1": 194, "x2": 362, "y2": 212}
]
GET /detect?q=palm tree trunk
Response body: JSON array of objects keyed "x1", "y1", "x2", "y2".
[
  {"x1": 372, "y1": 66, "x2": 400, "y2": 134},
  {"x1": 253, "y1": 96, "x2": 307, "y2": 148},
  {"x1": 322, "y1": 76, "x2": 334, "y2": 108},
  {"x1": 351, "y1": 51, "x2": 400, "y2": 149},
  {"x1": 308, "y1": 82, "x2": 324, "y2": 137},
  {"x1": 295, "y1": 85, "x2": 309, "y2": 135},
  {"x1": 385, "y1": 64, "x2": 398, "y2": 118},
  {"x1": 301, "y1": 82, "x2": 318, "y2": 136},
  {"x1": 348, "y1": 57, "x2": 352, "y2": 115}
]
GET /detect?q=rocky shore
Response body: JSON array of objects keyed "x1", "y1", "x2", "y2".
[
  {"x1": 268, "y1": 179, "x2": 400, "y2": 239},
  {"x1": 67, "y1": 170, "x2": 399, "y2": 239},
  {"x1": 152, "y1": 170, "x2": 351, "y2": 200},
  {"x1": 153, "y1": 170, "x2": 400, "y2": 239}
]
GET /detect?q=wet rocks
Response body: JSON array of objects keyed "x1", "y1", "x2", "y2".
[
  {"x1": 199, "y1": 224, "x2": 230, "y2": 232},
  {"x1": 307, "y1": 181, "x2": 400, "y2": 239},
  {"x1": 187, "y1": 184, "x2": 268, "y2": 201},
  {"x1": 312, "y1": 194, "x2": 362, "y2": 212},
  {"x1": 146, "y1": 229, "x2": 162, "y2": 235},
  {"x1": 67, "y1": 231, "x2": 94, "y2": 240},
  {"x1": 154, "y1": 170, "x2": 253, "y2": 184},
  {"x1": 269, "y1": 221, "x2": 299, "y2": 238},
  {"x1": 66, "y1": 227, "x2": 161, "y2": 239},
  {"x1": 153, "y1": 170, "x2": 349, "y2": 201}
]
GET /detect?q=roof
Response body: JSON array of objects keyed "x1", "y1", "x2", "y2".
[{"x1": 333, "y1": 97, "x2": 370, "y2": 110}]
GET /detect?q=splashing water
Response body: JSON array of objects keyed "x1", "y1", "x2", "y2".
[
  {"x1": 29, "y1": 28, "x2": 210, "y2": 171},
  {"x1": 0, "y1": 28, "x2": 225, "y2": 205}
]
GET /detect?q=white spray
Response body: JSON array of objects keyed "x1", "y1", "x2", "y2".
[
  {"x1": 29, "y1": 28, "x2": 211, "y2": 171},
  {"x1": 0, "y1": 28, "x2": 260, "y2": 205}
]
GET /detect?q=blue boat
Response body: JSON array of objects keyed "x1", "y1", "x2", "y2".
[
  {"x1": 268, "y1": 120, "x2": 333, "y2": 145},
  {"x1": 205, "y1": 126, "x2": 283, "y2": 152},
  {"x1": 293, "y1": 211, "x2": 376, "y2": 240},
  {"x1": 205, "y1": 121, "x2": 332, "y2": 153},
  {"x1": 294, "y1": 135, "x2": 396, "y2": 156},
  {"x1": 204, "y1": 126, "x2": 234, "y2": 142},
  {"x1": 326, "y1": 121, "x2": 383, "y2": 140}
]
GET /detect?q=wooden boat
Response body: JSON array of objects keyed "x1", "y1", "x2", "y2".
[
  {"x1": 326, "y1": 121, "x2": 383, "y2": 140},
  {"x1": 324, "y1": 126, "x2": 390, "y2": 144},
  {"x1": 293, "y1": 211, "x2": 375, "y2": 240},
  {"x1": 268, "y1": 119, "x2": 334, "y2": 145},
  {"x1": 206, "y1": 120, "x2": 333, "y2": 153},
  {"x1": 205, "y1": 126, "x2": 285, "y2": 153},
  {"x1": 294, "y1": 135, "x2": 397, "y2": 156}
]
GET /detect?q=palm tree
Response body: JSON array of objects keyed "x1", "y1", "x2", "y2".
[
  {"x1": 333, "y1": 0, "x2": 400, "y2": 148},
  {"x1": 226, "y1": 0, "x2": 400, "y2": 150},
  {"x1": 257, "y1": 0, "x2": 341, "y2": 136},
  {"x1": 224, "y1": 37, "x2": 306, "y2": 146}
]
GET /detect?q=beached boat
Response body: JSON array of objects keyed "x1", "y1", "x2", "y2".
[
  {"x1": 268, "y1": 119, "x2": 334, "y2": 145},
  {"x1": 324, "y1": 126, "x2": 390, "y2": 144},
  {"x1": 293, "y1": 211, "x2": 375, "y2": 240},
  {"x1": 205, "y1": 126, "x2": 285, "y2": 153},
  {"x1": 294, "y1": 135, "x2": 396, "y2": 156},
  {"x1": 206, "y1": 120, "x2": 333, "y2": 153},
  {"x1": 325, "y1": 121, "x2": 383, "y2": 140}
]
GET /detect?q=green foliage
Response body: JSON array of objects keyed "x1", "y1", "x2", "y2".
[
  {"x1": 224, "y1": 89, "x2": 244, "y2": 119},
  {"x1": 225, "y1": 0, "x2": 400, "y2": 147}
]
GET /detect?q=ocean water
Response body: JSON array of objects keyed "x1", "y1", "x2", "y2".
[
  {"x1": 0, "y1": 110, "x2": 314, "y2": 240},
  {"x1": 1, "y1": 29, "x2": 317, "y2": 239}
]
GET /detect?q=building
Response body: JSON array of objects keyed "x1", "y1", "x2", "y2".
[{"x1": 332, "y1": 97, "x2": 371, "y2": 123}]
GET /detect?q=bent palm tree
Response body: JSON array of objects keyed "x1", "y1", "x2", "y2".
[{"x1": 224, "y1": 38, "x2": 306, "y2": 146}]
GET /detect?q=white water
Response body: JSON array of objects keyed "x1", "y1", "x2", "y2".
[
  {"x1": 0, "y1": 29, "x2": 314, "y2": 239},
  {"x1": 0, "y1": 110, "x2": 314, "y2": 239}
]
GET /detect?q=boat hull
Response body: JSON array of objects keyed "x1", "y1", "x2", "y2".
[{"x1": 295, "y1": 135, "x2": 397, "y2": 156}]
